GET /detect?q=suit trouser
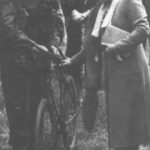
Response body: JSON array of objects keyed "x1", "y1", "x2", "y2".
[
  {"x1": 66, "y1": 22, "x2": 83, "y2": 89},
  {"x1": 1, "y1": 62, "x2": 46, "y2": 150},
  {"x1": 82, "y1": 50, "x2": 103, "y2": 132},
  {"x1": 82, "y1": 90, "x2": 99, "y2": 132}
]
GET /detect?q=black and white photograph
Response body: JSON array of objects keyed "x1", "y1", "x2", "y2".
[{"x1": 0, "y1": 0, "x2": 150, "y2": 150}]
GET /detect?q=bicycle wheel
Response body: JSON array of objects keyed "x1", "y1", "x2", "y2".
[
  {"x1": 49, "y1": 71, "x2": 66, "y2": 150},
  {"x1": 34, "y1": 98, "x2": 56, "y2": 150},
  {"x1": 61, "y1": 75, "x2": 78, "y2": 150}
]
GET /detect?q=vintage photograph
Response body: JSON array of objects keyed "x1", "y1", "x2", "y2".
[{"x1": 0, "y1": 0, "x2": 150, "y2": 150}]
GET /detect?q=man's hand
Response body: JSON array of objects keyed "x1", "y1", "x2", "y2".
[
  {"x1": 72, "y1": 10, "x2": 85, "y2": 23},
  {"x1": 50, "y1": 45, "x2": 60, "y2": 55},
  {"x1": 37, "y1": 44, "x2": 49, "y2": 53},
  {"x1": 61, "y1": 57, "x2": 72, "y2": 66},
  {"x1": 31, "y1": 45, "x2": 48, "y2": 61},
  {"x1": 72, "y1": 9, "x2": 91, "y2": 23}
]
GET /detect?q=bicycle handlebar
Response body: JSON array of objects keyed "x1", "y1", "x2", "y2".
[
  {"x1": 38, "y1": 46, "x2": 65, "y2": 64},
  {"x1": 45, "y1": 51, "x2": 62, "y2": 63}
]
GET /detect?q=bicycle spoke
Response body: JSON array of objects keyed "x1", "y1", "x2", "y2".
[
  {"x1": 35, "y1": 99, "x2": 56, "y2": 150},
  {"x1": 60, "y1": 76, "x2": 78, "y2": 150}
]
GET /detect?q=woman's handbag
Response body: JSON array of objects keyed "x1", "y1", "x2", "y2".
[
  {"x1": 101, "y1": 0, "x2": 130, "y2": 45},
  {"x1": 100, "y1": 0, "x2": 130, "y2": 60},
  {"x1": 101, "y1": 24, "x2": 129, "y2": 45},
  {"x1": 101, "y1": 24, "x2": 130, "y2": 61}
]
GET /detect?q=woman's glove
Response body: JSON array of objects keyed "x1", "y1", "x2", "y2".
[{"x1": 104, "y1": 43, "x2": 123, "y2": 61}]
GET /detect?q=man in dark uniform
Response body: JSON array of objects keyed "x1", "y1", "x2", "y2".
[{"x1": 0, "y1": 0, "x2": 65, "y2": 150}]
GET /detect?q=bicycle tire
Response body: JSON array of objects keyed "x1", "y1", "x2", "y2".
[
  {"x1": 61, "y1": 75, "x2": 78, "y2": 150},
  {"x1": 50, "y1": 71, "x2": 78, "y2": 150},
  {"x1": 34, "y1": 98, "x2": 56, "y2": 150}
]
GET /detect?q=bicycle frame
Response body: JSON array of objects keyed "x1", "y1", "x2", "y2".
[
  {"x1": 47, "y1": 64, "x2": 67, "y2": 133},
  {"x1": 35, "y1": 51, "x2": 78, "y2": 150}
]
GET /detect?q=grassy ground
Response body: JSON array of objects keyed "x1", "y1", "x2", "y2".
[
  {"x1": 75, "y1": 90, "x2": 150, "y2": 150},
  {"x1": 0, "y1": 83, "x2": 9, "y2": 150},
  {"x1": 75, "y1": 90, "x2": 109, "y2": 150},
  {"x1": 0, "y1": 86, "x2": 149, "y2": 150}
]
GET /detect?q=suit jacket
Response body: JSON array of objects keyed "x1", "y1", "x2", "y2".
[
  {"x1": 71, "y1": 0, "x2": 150, "y2": 148},
  {"x1": 0, "y1": 0, "x2": 65, "y2": 63}
]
